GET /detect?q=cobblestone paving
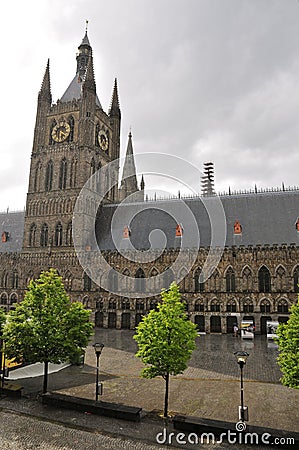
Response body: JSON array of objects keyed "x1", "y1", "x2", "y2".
[
  {"x1": 0, "y1": 409, "x2": 281, "y2": 450},
  {"x1": 0, "y1": 409, "x2": 165, "y2": 450},
  {"x1": 1, "y1": 331, "x2": 298, "y2": 449}
]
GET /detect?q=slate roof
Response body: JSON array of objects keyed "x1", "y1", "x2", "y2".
[
  {"x1": 96, "y1": 190, "x2": 299, "y2": 251},
  {"x1": 60, "y1": 74, "x2": 102, "y2": 108},
  {"x1": 0, "y1": 211, "x2": 25, "y2": 253}
]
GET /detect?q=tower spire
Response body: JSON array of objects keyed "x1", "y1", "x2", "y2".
[
  {"x1": 119, "y1": 131, "x2": 139, "y2": 200},
  {"x1": 38, "y1": 59, "x2": 52, "y2": 104},
  {"x1": 82, "y1": 54, "x2": 96, "y2": 93},
  {"x1": 109, "y1": 78, "x2": 121, "y2": 118}
]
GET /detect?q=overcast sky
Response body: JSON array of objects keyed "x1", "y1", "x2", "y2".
[{"x1": 1, "y1": 0, "x2": 299, "y2": 211}]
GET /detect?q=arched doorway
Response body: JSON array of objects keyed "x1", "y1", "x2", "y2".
[
  {"x1": 95, "y1": 311, "x2": 103, "y2": 328},
  {"x1": 108, "y1": 312, "x2": 116, "y2": 328},
  {"x1": 121, "y1": 312, "x2": 131, "y2": 329},
  {"x1": 210, "y1": 316, "x2": 221, "y2": 333},
  {"x1": 195, "y1": 315, "x2": 205, "y2": 332},
  {"x1": 226, "y1": 316, "x2": 238, "y2": 333},
  {"x1": 260, "y1": 316, "x2": 272, "y2": 335}
]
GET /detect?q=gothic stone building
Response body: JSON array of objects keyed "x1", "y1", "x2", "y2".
[{"x1": 0, "y1": 31, "x2": 299, "y2": 334}]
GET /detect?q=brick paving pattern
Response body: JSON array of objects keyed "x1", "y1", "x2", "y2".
[{"x1": 0, "y1": 331, "x2": 298, "y2": 449}]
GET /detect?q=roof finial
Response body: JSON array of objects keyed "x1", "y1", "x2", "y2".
[{"x1": 85, "y1": 19, "x2": 89, "y2": 34}]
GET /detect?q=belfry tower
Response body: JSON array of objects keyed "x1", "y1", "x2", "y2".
[{"x1": 22, "y1": 28, "x2": 121, "y2": 252}]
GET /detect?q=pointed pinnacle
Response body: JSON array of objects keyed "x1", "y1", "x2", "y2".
[
  {"x1": 39, "y1": 59, "x2": 52, "y2": 103},
  {"x1": 109, "y1": 78, "x2": 121, "y2": 117},
  {"x1": 83, "y1": 54, "x2": 96, "y2": 93}
]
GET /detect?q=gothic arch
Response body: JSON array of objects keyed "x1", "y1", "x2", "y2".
[
  {"x1": 59, "y1": 158, "x2": 68, "y2": 189},
  {"x1": 241, "y1": 265, "x2": 253, "y2": 292},
  {"x1": 55, "y1": 222, "x2": 63, "y2": 246},
  {"x1": 225, "y1": 266, "x2": 236, "y2": 293},
  {"x1": 292, "y1": 265, "x2": 299, "y2": 292},
  {"x1": 34, "y1": 161, "x2": 42, "y2": 192},
  {"x1": 259, "y1": 297, "x2": 272, "y2": 313},
  {"x1": 258, "y1": 265, "x2": 271, "y2": 293},
  {"x1": 29, "y1": 223, "x2": 37, "y2": 247},
  {"x1": 45, "y1": 160, "x2": 53, "y2": 191},
  {"x1": 40, "y1": 223, "x2": 49, "y2": 247},
  {"x1": 67, "y1": 116, "x2": 74, "y2": 142}
]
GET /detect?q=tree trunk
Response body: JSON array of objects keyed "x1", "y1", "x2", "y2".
[
  {"x1": 164, "y1": 372, "x2": 169, "y2": 418},
  {"x1": 43, "y1": 360, "x2": 49, "y2": 394}
]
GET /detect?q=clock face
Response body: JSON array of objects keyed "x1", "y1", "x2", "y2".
[
  {"x1": 51, "y1": 120, "x2": 71, "y2": 143},
  {"x1": 98, "y1": 130, "x2": 109, "y2": 151}
]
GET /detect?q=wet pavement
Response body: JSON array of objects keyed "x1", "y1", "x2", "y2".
[{"x1": 0, "y1": 330, "x2": 298, "y2": 449}]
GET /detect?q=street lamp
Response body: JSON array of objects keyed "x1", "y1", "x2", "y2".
[
  {"x1": 93, "y1": 343, "x2": 104, "y2": 401},
  {"x1": 234, "y1": 351, "x2": 249, "y2": 422}
]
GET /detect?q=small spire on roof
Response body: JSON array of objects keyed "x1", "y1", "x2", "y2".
[
  {"x1": 109, "y1": 78, "x2": 121, "y2": 118},
  {"x1": 38, "y1": 59, "x2": 52, "y2": 104}
]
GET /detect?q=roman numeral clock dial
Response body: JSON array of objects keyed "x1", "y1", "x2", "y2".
[{"x1": 52, "y1": 120, "x2": 71, "y2": 143}]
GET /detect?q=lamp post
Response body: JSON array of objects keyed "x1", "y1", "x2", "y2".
[
  {"x1": 93, "y1": 343, "x2": 104, "y2": 401},
  {"x1": 234, "y1": 351, "x2": 249, "y2": 422}
]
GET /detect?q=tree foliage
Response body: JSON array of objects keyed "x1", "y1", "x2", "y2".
[
  {"x1": 134, "y1": 282, "x2": 197, "y2": 416},
  {"x1": 0, "y1": 308, "x2": 6, "y2": 336},
  {"x1": 3, "y1": 269, "x2": 93, "y2": 392},
  {"x1": 276, "y1": 296, "x2": 299, "y2": 389}
]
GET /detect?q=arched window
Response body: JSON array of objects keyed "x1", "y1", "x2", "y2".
[
  {"x1": 34, "y1": 162, "x2": 42, "y2": 192},
  {"x1": 10, "y1": 293, "x2": 18, "y2": 306},
  {"x1": 226, "y1": 300, "x2": 237, "y2": 312},
  {"x1": 194, "y1": 300, "x2": 205, "y2": 312},
  {"x1": 210, "y1": 269, "x2": 220, "y2": 292},
  {"x1": 276, "y1": 266, "x2": 286, "y2": 292},
  {"x1": 0, "y1": 293, "x2": 8, "y2": 305},
  {"x1": 45, "y1": 160, "x2": 53, "y2": 191},
  {"x1": 55, "y1": 222, "x2": 63, "y2": 246},
  {"x1": 59, "y1": 158, "x2": 68, "y2": 189},
  {"x1": 66, "y1": 221, "x2": 72, "y2": 246},
  {"x1": 260, "y1": 299, "x2": 271, "y2": 313},
  {"x1": 243, "y1": 299, "x2": 254, "y2": 313},
  {"x1": 242, "y1": 266, "x2": 252, "y2": 292},
  {"x1": 122, "y1": 298, "x2": 130, "y2": 310},
  {"x1": 136, "y1": 300, "x2": 144, "y2": 311},
  {"x1": 258, "y1": 266, "x2": 271, "y2": 293},
  {"x1": 67, "y1": 116, "x2": 74, "y2": 142},
  {"x1": 179, "y1": 268, "x2": 188, "y2": 292},
  {"x1": 226, "y1": 267, "x2": 236, "y2": 292},
  {"x1": 12, "y1": 271, "x2": 19, "y2": 289},
  {"x1": 70, "y1": 158, "x2": 77, "y2": 188},
  {"x1": 210, "y1": 300, "x2": 220, "y2": 312},
  {"x1": 2, "y1": 272, "x2": 9, "y2": 288},
  {"x1": 135, "y1": 268, "x2": 145, "y2": 292},
  {"x1": 64, "y1": 271, "x2": 72, "y2": 290},
  {"x1": 108, "y1": 269, "x2": 118, "y2": 292},
  {"x1": 29, "y1": 223, "x2": 37, "y2": 247},
  {"x1": 109, "y1": 298, "x2": 117, "y2": 309},
  {"x1": 277, "y1": 299, "x2": 289, "y2": 313},
  {"x1": 293, "y1": 267, "x2": 299, "y2": 293},
  {"x1": 83, "y1": 272, "x2": 92, "y2": 291},
  {"x1": 40, "y1": 223, "x2": 48, "y2": 247},
  {"x1": 194, "y1": 268, "x2": 205, "y2": 293},
  {"x1": 163, "y1": 268, "x2": 174, "y2": 290}
]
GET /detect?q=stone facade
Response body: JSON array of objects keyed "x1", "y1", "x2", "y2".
[{"x1": 0, "y1": 30, "x2": 297, "y2": 334}]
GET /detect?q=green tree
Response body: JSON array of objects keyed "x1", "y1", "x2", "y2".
[
  {"x1": 3, "y1": 269, "x2": 93, "y2": 393},
  {"x1": 276, "y1": 296, "x2": 299, "y2": 388},
  {"x1": 134, "y1": 282, "x2": 197, "y2": 417},
  {"x1": 0, "y1": 307, "x2": 6, "y2": 381}
]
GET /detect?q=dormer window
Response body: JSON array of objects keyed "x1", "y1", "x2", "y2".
[
  {"x1": 1, "y1": 231, "x2": 9, "y2": 242},
  {"x1": 176, "y1": 224, "x2": 183, "y2": 237},
  {"x1": 234, "y1": 220, "x2": 242, "y2": 234}
]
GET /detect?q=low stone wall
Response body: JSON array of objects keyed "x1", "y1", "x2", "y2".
[
  {"x1": 41, "y1": 392, "x2": 142, "y2": 422},
  {"x1": 173, "y1": 415, "x2": 299, "y2": 448}
]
